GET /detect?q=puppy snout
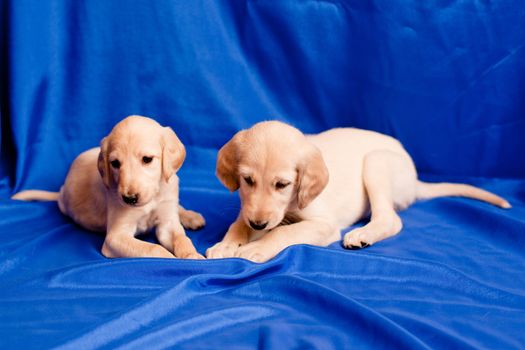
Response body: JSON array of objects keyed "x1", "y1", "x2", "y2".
[
  {"x1": 249, "y1": 220, "x2": 268, "y2": 230},
  {"x1": 122, "y1": 193, "x2": 139, "y2": 205}
]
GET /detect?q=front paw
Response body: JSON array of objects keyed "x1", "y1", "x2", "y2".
[
  {"x1": 180, "y1": 210, "x2": 205, "y2": 230},
  {"x1": 343, "y1": 228, "x2": 372, "y2": 249},
  {"x1": 234, "y1": 243, "x2": 274, "y2": 263},
  {"x1": 180, "y1": 252, "x2": 205, "y2": 260},
  {"x1": 206, "y1": 241, "x2": 240, "y2": 259}
]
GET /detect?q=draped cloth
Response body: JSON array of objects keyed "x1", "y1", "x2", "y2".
[{"x1": 1, "y1": 1, "x2": 524, "y2": 348}]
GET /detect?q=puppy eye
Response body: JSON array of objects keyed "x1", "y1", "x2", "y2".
[
  {"x1": 243, "y1": 176, "x2": 255, "y2": 186},
  {"x1": 275, "y1": 181, "x2": 291, "y2": 190},
  {"x1": 110, "y1": 160, "x2": 121, "y2": 169},
  {"x1": 142, "y1": 156, "x2": 153, "y2": 164}
]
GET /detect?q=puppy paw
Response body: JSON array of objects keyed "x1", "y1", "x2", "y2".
[
  {"x1": 234, "y1": 243, "x2": 274, "y2": 263},
  {"x1": 206, "y1": 241, "x2": 240, "y2": 259},
  {"x1": 153, "y1": 247, "x2": 177, "y2": 259},
  {"x1": 343, "y1": 231, "x2": 371, "y2": 249},
  {"x1": 180, "y1": 210, "x2": 205, "y2": 230},
  {"x1": 343, "y1": 214, "x2": 402, "y2": 249},
  {"x1": 180, "y1": 252, "x2": 205, "y2": 260}
]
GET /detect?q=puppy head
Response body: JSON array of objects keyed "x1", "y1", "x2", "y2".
[
  {"x1": 216, "y1": 121, "x2": 329, "y2": 231},
  {"x1": 98, "y1": 115, "x2": 185, "y2": 207}
]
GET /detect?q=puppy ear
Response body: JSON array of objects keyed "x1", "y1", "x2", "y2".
[
  {"x1": 297, "y1": 143, "x2": 329, "y2": 210},
  {"x1": 97, "y1": 137, "x2": 112, "y2": 188},
  {"x1": 216, "y1": 130, "x2": 245, "y2": 192},
  {"x1": 161, "y1": 127, "x2": 186, "y2": 182}
]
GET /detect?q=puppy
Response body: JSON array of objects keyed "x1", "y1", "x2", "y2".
[
  {"x1": 13, "y1": 115, "x2": 205, "y2": 259},
  {"x1": 206, "y1": 121, "x2": 510, "y2": 262}
]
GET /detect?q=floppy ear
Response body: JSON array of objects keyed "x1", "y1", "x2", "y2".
[
  {"x1": 296, "y1": 143, "x2": 329, "y2": 210},
  {"x1": 216, "y1": 130, "x2": 245, "y2": 192},
  {"x1": 161, "y1": 127, "x2": 186, "y2": 182},
  {"x1": 97, "y1": 137, "x2": 112, "y2": 188}
]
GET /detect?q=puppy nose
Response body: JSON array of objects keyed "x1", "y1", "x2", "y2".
[
  {"x1": 249, "y1": 220, "x2": 268, "y2": 230},
  {"x1": 122, "y1": 194, "x2": 139, "y2": 205}
]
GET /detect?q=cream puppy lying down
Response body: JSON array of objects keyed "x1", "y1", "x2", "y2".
[
  {"x1": 13, "y1": 116, "x2": 205, "y2": 259},
  {"x1": 207, "y1": 121, "x2": 510, "y2": 263}
]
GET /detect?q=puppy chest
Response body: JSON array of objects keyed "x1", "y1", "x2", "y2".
[{"x1": 136, "y1": 213, "x2": 156, "y2": 233}]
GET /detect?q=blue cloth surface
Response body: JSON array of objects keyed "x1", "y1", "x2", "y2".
[{"x1": 1, "y1": 1, "x2": 525, "y2": 349}]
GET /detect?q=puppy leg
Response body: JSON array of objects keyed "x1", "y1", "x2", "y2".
[
  {"x1": 156, "y1": 204, "x2": 204, "y2": 259},
  {"x1": 102, "y1": 231, "x2": 175, "y2": 259},
  {"x1": 156, "y1": 224, "x2": 204, "y2": 259},
  {"x1": 178, "y1": 205, "x2": 205, "y2": 230},
  {"x1": 102, "y1": 207, "x2": 176, "y2": 258},
  {"x1": 344, "y1": 150, "x2": 416, "y2": 249},
  {"x1": 206, "y1": 216, "x2": 250, "y2": 259},
  {"x1": 155, "y1": 217, "x2": 204, "y2": 259},
  {"x1": 235, "y1": 220, "x2": 340, "y2": 263},
  {"x1": 173, "y1": 234, "x2": 205, "y2": 259}
]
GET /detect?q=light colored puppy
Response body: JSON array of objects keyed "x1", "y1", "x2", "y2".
[
  {"x1": 13, "y1": 115, "x2": 205, "y2": 259},
  {"x1": 207, "y1": 121, "x2": 510, "y2": 262}
]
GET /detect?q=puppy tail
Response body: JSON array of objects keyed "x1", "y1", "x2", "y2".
[
  {"x1": 416, "y1": 181, "x2": 511, "y2": 209},
  {"x1": 12, "y1": 190, "x2": 60, "y2": 202}
]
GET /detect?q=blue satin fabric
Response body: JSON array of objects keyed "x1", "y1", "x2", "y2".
[{"x1": 1, "y1": 1, "x2": 525, "y2": 349}]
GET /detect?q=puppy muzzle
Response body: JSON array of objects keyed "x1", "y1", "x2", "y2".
[
  {"x1": 122, "y1": 193, "x2": 139, "y2": 206},
  {"x1": 249, "y1": 220, "x2": 268, "y2": 230}
]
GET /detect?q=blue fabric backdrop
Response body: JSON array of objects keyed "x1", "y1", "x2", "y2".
[{"x1": 1, "y1": 1, "x2": 525, "y2": 349}]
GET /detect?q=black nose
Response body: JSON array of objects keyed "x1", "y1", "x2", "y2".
[
  {"x1": 122, "y1": 194, "x2": 139, "y2": 205},
  {"x1": 249, "y1": 220, "x2": 268, "y2": 230}
]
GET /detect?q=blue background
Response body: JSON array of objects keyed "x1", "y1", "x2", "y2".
[{"x1": 1, "y1": 1, "x2": 525, "y2": 348}]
